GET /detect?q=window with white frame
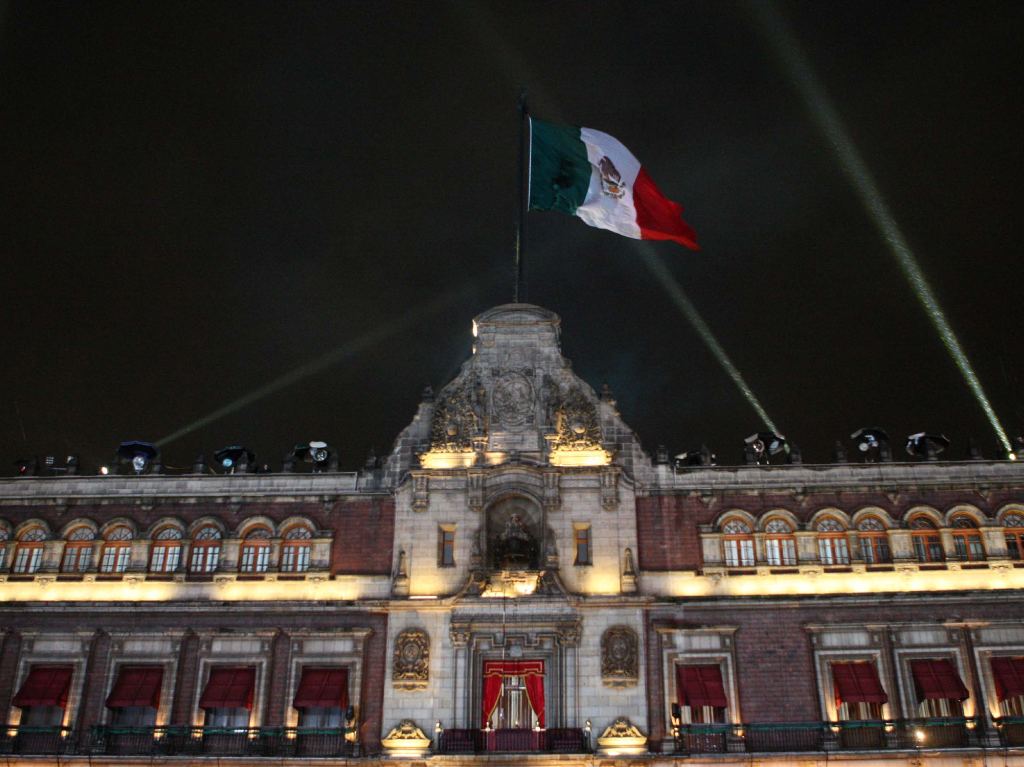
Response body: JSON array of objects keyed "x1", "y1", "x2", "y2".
[
  {"x1": 763, "y1": 519, "x2": 797, "y2": 565},
  {"x1": 280, "y1": 527, "x2": 312, "y2": 573},
  {"x1": 100, "y1": 527, "x2": 133, "y2": 573},
  {"x1": 857, "y1": 517, "x2": 891, "y2": 564},
  {"x1": 150, "y1": 527, "x2": 183, "y2": 573},
  {"x1": 61, "y1": 527, "x2": 95, "y2": 573},
  {"x1": 816, "y1": 518, "x2": 850, "y2": 565},
  {"x1": 13, "y1": 527, "x2": 47, "y2": 574},
  {"x1": 721, "y1": 520, "x2": 754, "y2": 567},
  {"x1": 992, "y1": 656, "x2": 1024, "y2": 717}
]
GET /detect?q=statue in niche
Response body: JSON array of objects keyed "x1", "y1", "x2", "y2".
[{"x1": 494, "y1": 513, "x2": 537, "y2": 570}]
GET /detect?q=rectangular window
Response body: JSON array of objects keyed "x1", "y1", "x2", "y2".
[
  {"x1": 723, "y1": 538, "x2": 754, "y2": 567},
  {"x1": 913, "y1": 534, "x2": 944, "y2": 563},
  {"x1": 62, "y1": 545, "x2": 93, "y2": 573},
  {"x1": 281, "y1": 544, "x2": 311, "y2": 573},
  {"x1": 438, "y1": 527, "x2": 456, "y2": 567},
  {"x1": 1006, "y1": 533, "x2": 1023, "y2": 561},
  {"x1": 819, "y1": 537, "x2": 850, "y2": 565},
  {"x1": 240, "y1": 544, "x2": 270, "y2": 573},
  {"x1": 832, "y1": 661, "x2": 887, "y2": 721},
  {"x1": 860, "y1": 536, "x2": 891, "y2": 564},
  {"x1": 14, "y1": 546, "x2": 43, "y2": 574},
  {"x1": 993, "y1": 656, "x2": 1024, "y2": 717},
  {"x1": 101, "y1": 545, "x2": 131, "y2": 573},
  {"x1": 910, "y1": 658, "x2": 968, "y2": 717},
  {"x1": 676, "y1": 664, "x2": 728, "y2": 723},
  {"x1": 150, "y1": 545, "x2": 180, "y2": 573},
  {"x1": 765, "y1": 538, "x2": 796, "y2": 566},
  {"x1": 190, "y1": 545, "x2": 219, "y2": 573},
  {"x1": 574, "y1": 526, "x2": 592, "y2": 566}
]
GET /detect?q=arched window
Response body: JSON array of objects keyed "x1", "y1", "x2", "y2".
[
  {"x1": 816, "y1": 518, "x2": 850, "y2": 565},
  {"x1": 150, "y1": 527, "x2": 183, "y2": 573},
  {"x1": 62, "y1": 527, "x2": 95, "y2": 573},
  {"x1": 722, "y1": 520, "x2": 754, "y2": 567},
  {"x1": 763, "y1": 519, "x2": 797, "y2": 566},
  {"x1": 951, "y1": 516, "x2": 985, "y2": 561},
  {"x1": 13, "y1": 527, "x2": 46, "y2": 574},
  {"x1": 280, "y1": 526, "x2": 312, "y2": 573},
  {"x1": 1004, "y1": 513, "x2": 1024, "y2": 561},
  {"x1": 909, "y1": 517, "x2": 944, "y2": 563},
  {"x1": 190, "y1": 526, "x2": 221, "y2": 574},
  {"x1": 0, "y1": 526, "x2": 10, "y2": 570},
  {"x1": 857, "y1": 517, "x2": 891, "y2": 564},
  {"x1": 100, "y1": 527, "x2": 133, "y2": 573},
  {"x1": 239, "y1": 527, "x2": 272, "y2": 573}
]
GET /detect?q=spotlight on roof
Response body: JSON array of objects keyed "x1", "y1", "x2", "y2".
[
  {"x1": 674, "y1": 445, "x2": 716, "y2": 468},
  {"x1": 214, "y1": 446, "x2": 254, "y2": 474},
  {"x1": 116, "y1": 441, "x2": 159, "y2": 475},
  {"x1": 745, "y1": 432, "x2": 788, "y2": 465},
  {"x1": 851, "y1": 427, "x2": 891, "y2": 462},
  {"x1": 292, "y1": 441, "x2": 335, "y2": 473},
  {"x1": 14, "y1": 458, "x2": 37, "y2": 477},
  {"x1": 905, "y1": 432, "x2": 950, "y2": 461}
]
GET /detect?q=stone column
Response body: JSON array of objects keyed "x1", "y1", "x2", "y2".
[{"x1": 449, "y1": 623, "x2": 470, "y2": 728}]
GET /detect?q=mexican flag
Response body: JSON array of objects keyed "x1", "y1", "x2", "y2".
[{"x1": 528, "y1": 118, "x2": 699, "y2": 250}]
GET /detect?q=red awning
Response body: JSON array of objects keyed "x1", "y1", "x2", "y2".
[
  {"x1": 482, "y1": 660, "x2": 545, "y2": 678},
  {"x1": 676, "y1": 665, "x2": 728, "y2": 708},
  {"x1": 199, "y1": 667, "x2": 255, "y2": 710},
  {"x1": 13, "y1": 666, "x2": 73, "y2": 708},
  {"x1": 992, "y1": 657, "x2": 1024, "y2": 701},
  {"x1": 293, "y1": 667, "x2": 348, "y2": 709},
  {"x1": 832, "y1": 662, "x2": 888, "y2": 704},
  {"x1": 911, "y1": 659, "x2": 969, "y2": 701},
  {"x1": 106, "y1": 666, "x2": 163, "y2": 708}
]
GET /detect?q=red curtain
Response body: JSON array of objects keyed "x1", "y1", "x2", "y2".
[
  {"x1": 910, "y1": 659, "x2": 969, "y2": 701},
  {"x1": 199, "y1": 667, "x2": 256, "y2": 709},
  {"x1": 294, "y1": 667, "x2": 348, "y2": 709},
  {"x1": 13, "y1": 666, "x2": 73, "y2": 708},
  {"x1": 676, "y1": 665, "x2": 728, "y2": 708},
  {"x1": 106, "y1": 666, "x2": 163, "y2": 708},
  {"x1": 481, "y1": 660, "x2": 545, "y2": 728},
  {"x1": 831, "y1": 662, "x2": 888, "y2": 705},
  {"x1": 991, "y1": 657, "x2": 1024, "y2": 701}
]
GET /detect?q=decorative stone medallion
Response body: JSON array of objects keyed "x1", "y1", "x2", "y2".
[
  {"x1": 492, "y1": 371, "x2": 535, "y2": 429},
  {"x1": 601, "y1": 626, "x2": 639, "y2": 687},
  {"x1": 392, "y1": 629, "x2": 430, "y2": 690}
]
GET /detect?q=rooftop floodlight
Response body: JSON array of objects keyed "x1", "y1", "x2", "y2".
[
  {"x1": 905, "y1": 432, "x2": 950, "y2": 461},
  {"x1": 213, "y1": 446, "x2": 254, "y2": 474},
  {"x1": 14, "y1": 458, "x2": 37, "y2": 477},
  {"x1": 674, "y1": 445, "x2": 716, "y2": 468},
  {"x1": 745, "y1": 431, "x2": 788, "y2": 465},
  {"x1": 293, "y1": 441, "x2": 334, "y2": 472},
  {"x1": 851, "y1": 427, "x2": 890, "y2": 462},
  {"x1": 116, "y1": 441, "x2": 159, "y2": 475}
]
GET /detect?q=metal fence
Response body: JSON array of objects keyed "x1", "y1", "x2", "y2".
[{"x1": 89, "y1": 726, "x2": 354, "y2": 757}]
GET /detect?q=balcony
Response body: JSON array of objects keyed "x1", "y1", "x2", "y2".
[
  {"x1": 90, "y1": 726, "x2": 354, "y2": 757},
  {"x1": 0, "y1": 726, "x2": 74, "y2": 755},
  {"x1": 674, "y1": 717, "x2": 981, "y2": 754},
  {"x1": 437, "y1": 728, "x2": 588, "y2": 754}
]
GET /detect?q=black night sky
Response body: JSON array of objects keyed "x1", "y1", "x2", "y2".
[{"x1": 3, "y1": 1, "x2": 1023, "y2": 472}]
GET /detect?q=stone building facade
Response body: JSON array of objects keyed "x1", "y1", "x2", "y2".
[{"x1": 2, "y1": 303, "x2": 1024, "y2": 765}]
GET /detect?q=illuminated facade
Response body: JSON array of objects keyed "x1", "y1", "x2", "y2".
[{"x1": 2, "y1": 303, "x2": 1024, "y2": 765}]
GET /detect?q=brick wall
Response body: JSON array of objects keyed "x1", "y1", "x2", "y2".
[{"x1": 330, "y1": 497, "x2": 394, "y2": 575}]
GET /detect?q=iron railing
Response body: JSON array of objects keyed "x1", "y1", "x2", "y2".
[
  {"x1": 0, "y1": 726, "x2": 74, "y2": 754},
  {"x1": 436, "y1": 727, "x2": 588, "y2": 754},
  {"x1": 994, "y1": 717, "x2": 1024, "y2": 747},
  {"x1": 89, "y1": 726, "x2": 355, "y2": 757},
  {"x1": 674, "y1": 717, "x2": 981, "y2": 754}
]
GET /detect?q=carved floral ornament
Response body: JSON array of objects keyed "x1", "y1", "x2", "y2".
[
  {"x1": 601, "y1": 626, "x2": 639, "y2": 687},
  {"x1": 392, "y1": 629, "x2": 430, "y2": 690}
]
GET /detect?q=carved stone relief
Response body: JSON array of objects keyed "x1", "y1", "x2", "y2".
[
  {"x1": 550, "y1": 386, "x2": 603, "y2": 452},
  {"x1": 601, "y1": 626, "x2": 639, "y2": 687},
  {"x1": 392, "y1": 629, "x2": 429, "y2": 690},
  {"x1": 429, "y1": 375, "x2": 483, "y2": 451},
  {"x1": 492, "y1": 371, "x2": 536, "y2": 429}
]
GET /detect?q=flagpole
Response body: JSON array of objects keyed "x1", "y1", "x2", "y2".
[{"x1": 514, "y1": 88, "x2": 528, "y2": 303}]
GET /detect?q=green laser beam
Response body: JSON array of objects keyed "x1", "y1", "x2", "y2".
[
  {"x1": 637, "y1": 242, "x2": 780, "y2": 434},
  {"x1": 748, "y1": 0, "x2": 1013, "y2": 455}
]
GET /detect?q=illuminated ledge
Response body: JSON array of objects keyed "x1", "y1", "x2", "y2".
[
  {"x1": 549, "y1": 448, "x2": 612, "y2": 467},
  {"x1": 419, "y1": 451, "x2": 476, "y2": 469},
  {"x1": 0, "y1": 576, "x2": 392, "y2": 602},
  {"x1": 645, "y1": 565, "x2": 1024, "y2": 598}
]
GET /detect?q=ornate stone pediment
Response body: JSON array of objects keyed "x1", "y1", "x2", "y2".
[
  {"x1": 597, "y1": 717, "x2": 648, "y2": 755},
  {"x1": 381, "y1": 720, "x2": 431, "y2": 757},
  {"x1": 392, "y1": 629, "x2": 429, "y2": 690}
]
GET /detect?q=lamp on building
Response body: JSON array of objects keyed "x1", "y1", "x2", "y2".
[
  {"x1": 292, "y1": 441, "x2": 336, "y2": 472},
  {"x1": 13, "y1": 458, "x2": 37, "y2": 476},
  {"x1": 213, "y1": 446, "x2": 254, "y2": 474},
  {"x1": 745, "y1": 432, "x2": 788, "y2": 465},
  {"x1": 116, "y1": 441, "x2": 159, "y2": 475},
  {"x1": 905, "y1": 433, "x2": 950, "y2": 461},
  {"x1": 851, "y1": 427, "x2": 891, "y2": 462}
]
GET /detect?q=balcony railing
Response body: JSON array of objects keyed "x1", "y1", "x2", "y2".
[
  {"x1": 674, "y1": 717, "x2": 981, "y2": 754},
  {"x1": 437, "y1": 728, "x2": 588, "y2": 754},
  {"x1": 0, "y1": 726, "x2": 74, "y2": 755},
  {"x1": 89, "y1": 726, "x2": 354, "y2": 757},
  {"x1": 994, "y1": 716, "x2": 1024, "y2": 747}
]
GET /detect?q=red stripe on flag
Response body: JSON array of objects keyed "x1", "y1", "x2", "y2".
[{"x1": 633, "y1": 168, "x2": 699, "y2": 250}]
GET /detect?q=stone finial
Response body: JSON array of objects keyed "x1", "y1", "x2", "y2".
[
  {"x1": 392, "y1": 550, "x2": 409, "y2": 597},
  {"x1": 621, "y1": 548, "x2": 638, "y2": 594}
]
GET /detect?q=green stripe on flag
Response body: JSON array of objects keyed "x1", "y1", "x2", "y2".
[{"x1": 528, "y1": 120, "x2": 590, "y2": 215}]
